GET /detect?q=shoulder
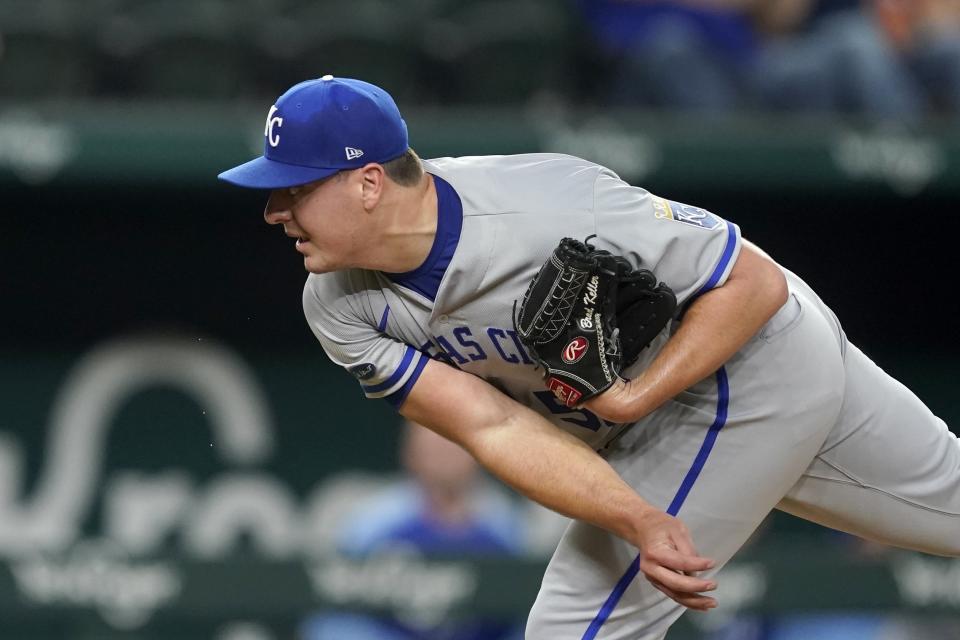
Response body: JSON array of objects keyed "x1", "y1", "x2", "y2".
[
  {"x1": 424, "y1": 153, "x2": 608, "y2": 189},
  {"x1": 425, "y1": 152, "x2": 605, "y2": 174},
  {"x1": 423, "y1": 153, "x2": 609, "y2": 217}
]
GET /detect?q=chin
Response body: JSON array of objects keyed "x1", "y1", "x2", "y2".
[{"x1": 304, "y1": 257, "x2": 336, "y2": 274}]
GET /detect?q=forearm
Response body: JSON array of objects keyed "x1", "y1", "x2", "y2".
[
  {"x1": 587, "y1": 242, "x2": 788, "y2": 423},
  {"x1": 401, "y1": 361, "x2": 655, "y2": 546},
  {"x1": 630, "y1": 284, "x2": 778, "y2": 412},
  {"x1": 471, "y1": 404, "x2": 655, "y2": 543}
]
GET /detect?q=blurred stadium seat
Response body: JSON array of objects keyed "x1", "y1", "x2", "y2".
[
  {"x1": 251, "y1": 0, "x2": 426, "y2": 102},
  {"x1": 95, "y1": 0, "x2": 250, "y2": 98},
  {"x1": 2, "y1": 0, "x2": 959, "y2": 121},
  {"x1": 0, "y1": 0, "x2": 580, "y2": 104},
  {"x1": 422, "y1": 0, "x2": 574, "y2": 104},
  {"x1": 0, "y1": 0, "x2": 97, "y2": 98}
]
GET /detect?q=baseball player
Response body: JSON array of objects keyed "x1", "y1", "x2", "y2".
[{"x1": 219, "y1": 76, "x2": 960, "y2": 639}]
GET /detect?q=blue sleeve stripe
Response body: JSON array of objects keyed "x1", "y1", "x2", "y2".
[
  {"x1": 581, "y1": 367, "x2": 730, "y2": 640},
  {"x1": 385, "y1": 355, "x2": 429, "y2": 409},
  {"x1": 695, "y1": 220, "x2": 738, "y2": 297},
  {"x1": 377, "y1": 305, "x2": 390, "y2": 332},
  {"x1": 362, "y1": 346, "x2": 416, "y2": 394}
]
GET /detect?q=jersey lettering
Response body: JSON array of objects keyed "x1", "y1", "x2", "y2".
[
  {"x1": 438, "y1": 325, "x2": 537, "y2": 367},
  {"x1": 435, "y1": 335, "x2": 468, "y2": 365},
  {"x1": 453, "y1": 327, "x2": 488, "y2": 361},
  {"x1": 487, "y1": 328, "x2": 520, "y2": 363},
  {"x1": 506, "y1": 330, "x2": 535, "y2": 365},
  {"x1": 419, "y1": 338, "x2": 459, "y2": 367}
]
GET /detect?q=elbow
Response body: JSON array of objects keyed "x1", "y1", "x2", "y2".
[
  {"x1": 730, "y1": 242, "x2": 789, "y2": 321},
  {"x1": 765, "y1": 263, "x2": 789, "y2": 316}
]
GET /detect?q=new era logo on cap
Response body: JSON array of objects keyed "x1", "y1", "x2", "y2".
[{"x1": 217, "y1": 76, "x2": 410, "y2": 189}]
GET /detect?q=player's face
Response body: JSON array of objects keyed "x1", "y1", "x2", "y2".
[{"x1": 263, "y1": 172, "x2": 367, "y2": 273}]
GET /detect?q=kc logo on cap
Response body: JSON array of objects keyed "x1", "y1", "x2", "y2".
[{"x1": 265, "y1": 105, "x2": 283, "y2": 148}]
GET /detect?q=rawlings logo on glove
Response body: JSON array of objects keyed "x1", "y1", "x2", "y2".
[
  {"x1": 514, "y1": 236, "x2": 677, "y2": 408},
  {"x1": 562, "y1": 337, "x2": 589, "y2": 364}
]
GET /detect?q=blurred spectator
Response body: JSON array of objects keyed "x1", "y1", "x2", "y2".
[
  {"x1": 755, "y1": 0, "x2": 924, "y2": 119},
  {"x1": 577, "y1": 0, "x2": 770, "y2": 111},
  {"x1": 875, "y1": 0, "x2": 960, "y2": 115},
  {"x1": 755, "y1": 0, "x2": 960, "y2": 121},
  {"x1": 579, "y1": 0, "x2": 960, "y2": 121},
  {"x1": 300, "y1": 420, "x2": 526, "y2": 640},
  {"x1": 706, "y1": 531, "x2": 960, "y2": 640}
]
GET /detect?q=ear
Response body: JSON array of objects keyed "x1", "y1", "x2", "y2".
[{"x1": 358, "y1": 163, "x2": 386, "y2": 211}]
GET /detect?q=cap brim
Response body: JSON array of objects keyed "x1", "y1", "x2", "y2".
[{"x1": 217, "y1": 156, "x2": 339, "y2": 189}]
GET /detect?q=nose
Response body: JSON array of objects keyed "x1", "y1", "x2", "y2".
[{"x1": 263, "y1": 190, "x2": 293, "y2": 225}]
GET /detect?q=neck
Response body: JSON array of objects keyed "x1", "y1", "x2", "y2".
[{"x1": 366, "y1": 173, "x2": 437, "y2": 273}]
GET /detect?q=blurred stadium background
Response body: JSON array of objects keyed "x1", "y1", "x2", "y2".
[{"x1": 2, "y1": 0, "x2": 960, "y2": 638}]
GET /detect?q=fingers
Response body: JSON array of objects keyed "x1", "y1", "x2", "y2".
[
  {"x1": 648, "y1": 542, "x2": 716, "y2": 574},
  {"x1": 646, "y1": 560, "x2": 716, "y2": 592},
  {"x1": 642, "y1": 560, "x2": 718, "y2": 611},
  {"x1": 634, "y1": 512, "x2": 719, "y2": 610},
  {"x1": 648, "y1": 577, "x2": 718, "y2": 611},
  {"x1": 642, "y1": 543, "x2": 718, "y2": 611}
]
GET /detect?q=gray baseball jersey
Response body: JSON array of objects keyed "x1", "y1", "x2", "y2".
[
  {"x1": 304, "y1": 154, "x2": 960, "y2": 639},
  {"x1": 304, "y1": 153, "x2": 739, "y2": 451}
]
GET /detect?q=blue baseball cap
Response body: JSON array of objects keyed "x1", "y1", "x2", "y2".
[{"x1": 218, "y1": 75, "x2": 409, "y2": 189}]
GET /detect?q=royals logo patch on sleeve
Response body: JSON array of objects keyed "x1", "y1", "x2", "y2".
[{"x1": 651, "y1": 196, "x2": 721, "y2": 230}]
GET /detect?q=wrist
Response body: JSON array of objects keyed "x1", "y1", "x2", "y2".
[
  {"x1": 623, "y1": 373, "x2": 661, "y2": 416},
  {"x1": 612, "y1": 375, "x2": 656, "y2": 422},
  {"x1": 615, "y1": 495, "x2": 659, "y2": 545},
  {"x1": 583, "y1": 377, "x2": 635, "y2": 423}
]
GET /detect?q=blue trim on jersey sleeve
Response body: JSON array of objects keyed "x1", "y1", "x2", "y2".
[
  {"x1": 362, "y1": 345, "x2": 416, "y2": 394},
  {"x1": 383, "y1": 175, "x2": 463, "y2": 302},
  {"x1": 694, "y1": 220, "x2": 738, "y2": 297},
  {"x1": 385, "y1": 355, "x2": 429, "y2": 409},
  {"x1": 581, "y1": 367, "x2": 730, "y2": 640},
  {"x1": 377, "y1": 305, "x2": 391, "y2": 332}
]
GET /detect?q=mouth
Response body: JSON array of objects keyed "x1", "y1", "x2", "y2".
[
  {"x1": 294, "y1": 234, "x2": 311, "y2": 254},
  {"x1": 283, "y1": 226, "x2": 308, "y2": 243}
]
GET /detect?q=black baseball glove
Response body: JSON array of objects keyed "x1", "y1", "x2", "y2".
[
  {"x1": 514, "y1": 237, "x2": 676, "y2": 408},
  {"x1": 612, "y1": 253, "x2": 678, "y2": 368}
]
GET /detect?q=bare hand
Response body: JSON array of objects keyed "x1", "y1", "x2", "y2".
[{"x1": 633, "y1": 509, "x2": 718, "y2": 611}]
